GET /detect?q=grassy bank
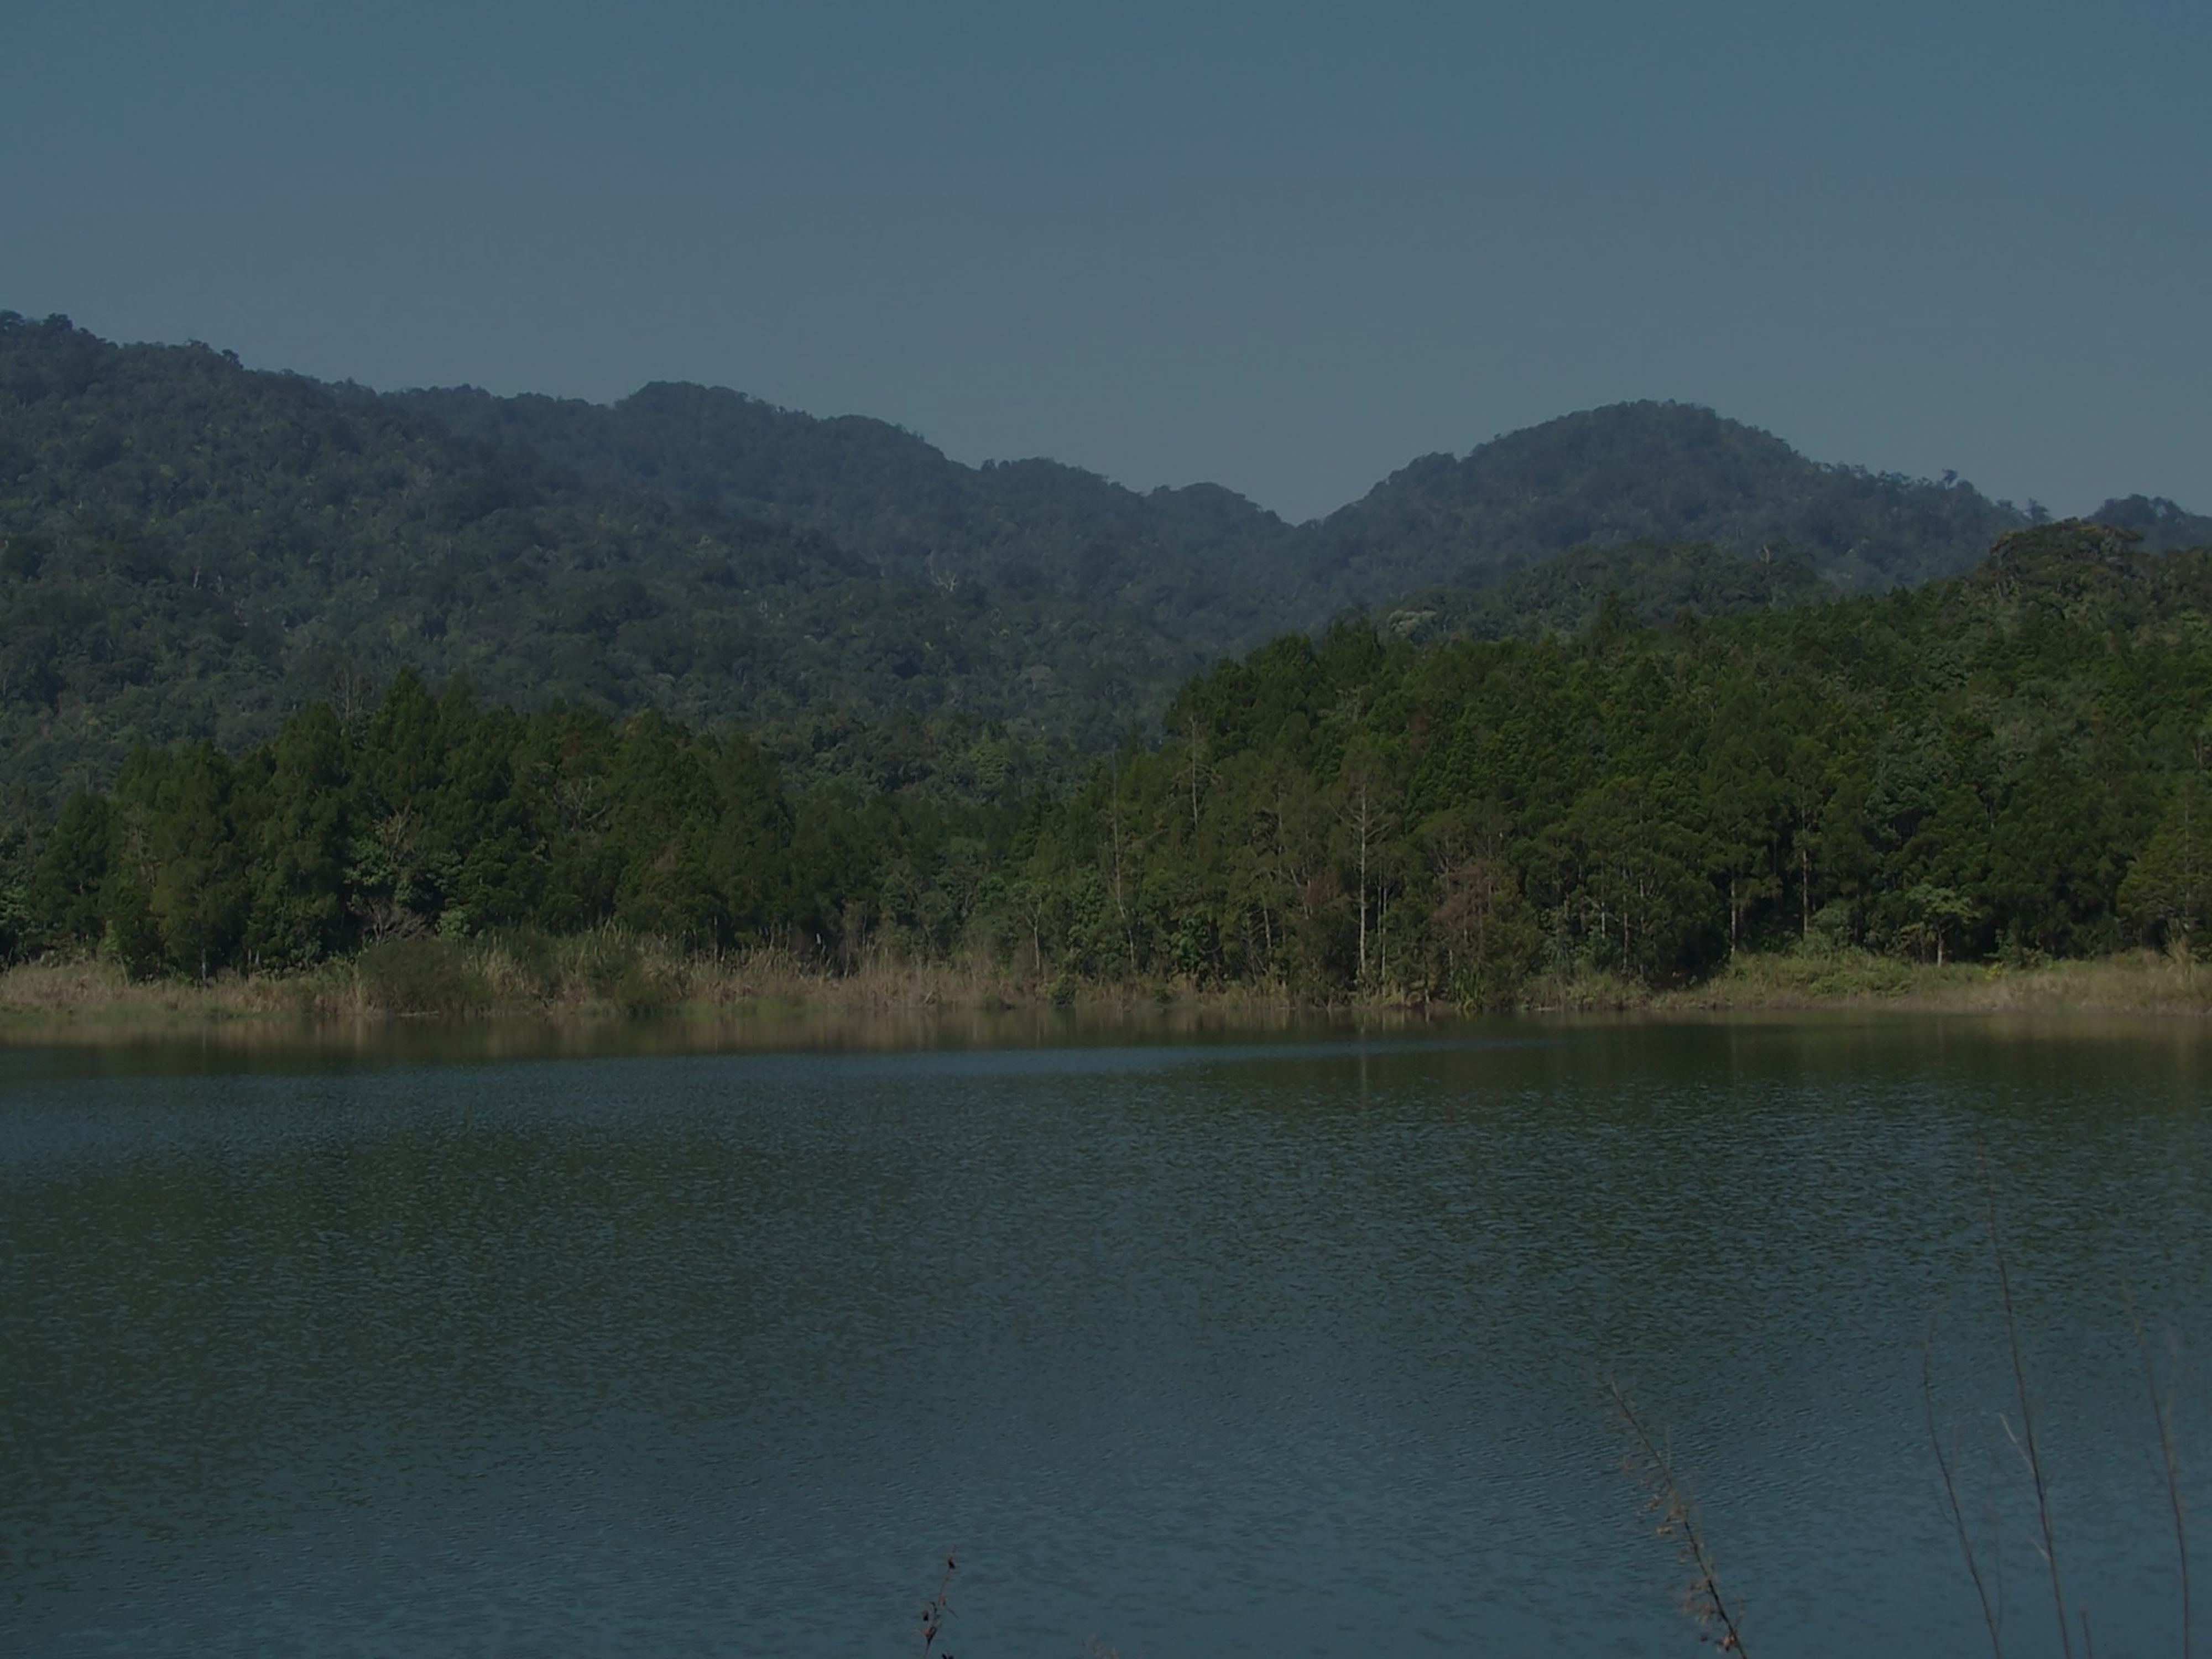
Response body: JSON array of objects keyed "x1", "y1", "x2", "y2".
[
  {"x1": 0, "y1": 930, "x2": 1301, "y2": 1035},
  {"x1": 6, "y1": 939, "x2": 2211, "y2": 1036},
  {"x1": 1648, "y1": 946, "x2": 2212, "y2": 1014}
]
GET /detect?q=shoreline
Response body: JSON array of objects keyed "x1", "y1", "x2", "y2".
[{"x1": 5, "y1": 946, "x2": 2211, "y2": 1042}]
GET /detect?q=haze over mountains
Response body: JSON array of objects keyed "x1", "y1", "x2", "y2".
[
  {"x1": 395, "y1": 379, "x2": 2038, "y2": 608},
  {"x1": 3, "y1": 310, "x2": 2206, "y2": 796}
]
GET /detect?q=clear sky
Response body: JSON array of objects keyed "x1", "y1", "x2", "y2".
[{"x1": 4, "y1": 1, "x2": 2205, "y2": 523}]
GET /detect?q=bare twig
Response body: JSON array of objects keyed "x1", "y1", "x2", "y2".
[
  {"x1": 1606, "y1": 1378, "x2": 1750, "y2": 1654},
  {"x1": 2127, "y1": 1292, "x2": 2193, "y2": 1659},
  {"x1": 920, "y1": 1552, "x2": 956, "y2": 1658},
  {"x1": 1981, "y1": 1146, "x2": 2073, "y2": 1659},
  {"x1": 1926, "y1": 1319, "x2": 2005, "y2": 1658}
]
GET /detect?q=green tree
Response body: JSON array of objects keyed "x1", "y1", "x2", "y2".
[
  {"x1": 2119, "y1": 773, "x2": 2212, "y2": 952},
  {"x1": 138, "y1": 743, "x2": 251, "y2": 979},
  {"x1": 1421, "y1": 806, "x2": 1540, "y2": 1005},
  {"x1": 1333, "y1": 737, "x2": 1402, "y2": 987},
  {"x1": 246, "y1": 702, "x2": 351, "y2": 966},
  {"x1": 27, "y1": 787, "x2": 113, "y2": 949}
]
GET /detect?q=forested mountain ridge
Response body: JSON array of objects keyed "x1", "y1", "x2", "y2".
[
  {"x1": 1298, "y1": 401, "x2": 2030, "y2": 607},
  {"x1": 6, "y1": 311, "x2": 2205, "y2": 816},
  {"x1": 400, "y1": 383, "x2": 2043, "y2": 626},
  {"x1": 0, "y1": 313, "x2": 1211, "y2": 797},
  {"x1": 389, "y1": 381, "x2": 1294, "y2": 640},
  {"x1": 2087, "y1": 493, "x2": 2212, "y2": 553}
]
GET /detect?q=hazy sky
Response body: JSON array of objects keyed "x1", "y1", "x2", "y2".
[{"x1": 4, "y1": 1, "x2": 2206, "y2": 523}]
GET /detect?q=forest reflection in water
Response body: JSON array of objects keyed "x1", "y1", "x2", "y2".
[{"x1": 0, "y1": 1013, "x2": 2205, "y2": 1657}]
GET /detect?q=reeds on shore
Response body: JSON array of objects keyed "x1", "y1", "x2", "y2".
[
  {"x1": 6, "y1": 938, "x2": 2212, "y2": 1035},
  {"x1": 0, "y1": 928, "x2": 1306, "y2": 1034}
]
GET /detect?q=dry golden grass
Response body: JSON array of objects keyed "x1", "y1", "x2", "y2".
[
  {"x1": 9, "y1": 938, "x2": 2212, "y2": 1039},
  {"x1": 1653, "y1": 946, "x2": 2212, "y2": 1014},
  {"x1": 1517, "y1": 965, "x2": 1652, "y2": 1013},
  {"x1": 0, "y1": 933, "x2": 1307, "y2": 1040},
  {"x1": 0, "y1": 956, "x2": 356, "y2": 1023}
]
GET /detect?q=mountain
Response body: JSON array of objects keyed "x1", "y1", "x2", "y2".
[
  {"x1": 394, "y1": 387, "x2": 2036, "y2": 629},
  {"x1": 1295, "y1": 401, "x2": 2028, "y2": 607},
  {"x1": 388, "y1": 382, "x2": 1294, "y2": 643},
  {"x1": 0, "y1": 314, "x2": 1212, "y2": 797},
  {"x1": 4, "y1": 311, "x2": 2204, "y2": 803},
  {"x1": 2087, "y1": 494, "x2": 2212, "y2": 554}
]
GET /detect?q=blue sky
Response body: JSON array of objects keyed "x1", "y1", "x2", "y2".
[{"x1": 4, "y1": 1, "x2": 2206, "y2": 521}]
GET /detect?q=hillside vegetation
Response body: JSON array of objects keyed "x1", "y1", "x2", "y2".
[
  {"x1": 1379, "y1": 540, "x2": 1830, "y2": 645},
  {"x1": 1303, "y1": 401, "x2": 2028, "y2": 602},
  {"x1": 2086, "y1": 492, "x2": 2212, "y2": 552},
  {"x1": 5, "y1": 311, "x2": 2201, "y2": 834},
  {"x1": 10, "y1": 523, "x2": 2212, "y2": 1008},
  {"x1": 397, "y1": 383, "x2": 2038, "y2": 625},
  {"x1": 0, "y1": 314, "x2": 1199, "y2": 798},
  {"x1": 392, "y1": 380, "x2": 1294, "y2": 646}
]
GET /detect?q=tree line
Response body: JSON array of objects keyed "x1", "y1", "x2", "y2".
[{"x1": 5, "y1": 523, "x2": 2210, "y2": 1001}]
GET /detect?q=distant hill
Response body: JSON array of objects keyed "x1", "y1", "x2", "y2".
[
  {"x1": 0, "y1": 315, "x2": 1212, "y2": 796},
  {"x1": 4, "y1": 311, "x2": 2204, "y2": 800},
  {"x1": 1295, "y1": 401, "x2": 2028, "y2": 608},
  {"x1": 390, "y1": 382, "x2": 1292, "y2": 643},
  {"x1": 2086, "y1": 494, "x2": 2212, "y2": 554},
  {"x1": 395, "y1": 387, "x2": 2042, "y2": 627}
]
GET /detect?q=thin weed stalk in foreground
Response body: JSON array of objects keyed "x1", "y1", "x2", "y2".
[
  {"x1": 2129, "y1": 1291, "x2": 2193, "y2": 1659},
  {"x1": 1925, "y1": 1317, "x2": 2005, "y2": 1659},
  {"x1": 1980, "y1": 1147, "x2": 2074, "y2": 1659},
  {"x1": 919, "y1": 1553, "x2": 956, "y2": 1658},
  {"x1": 1606, "y1": 1378, "x2": 1750, "y2": 1654},
  {"x1": 1931, "y1": 1163, "x2": 2197, "y2": 1657}
]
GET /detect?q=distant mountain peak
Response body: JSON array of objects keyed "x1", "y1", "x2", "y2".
[
  {"x1": 2087, "y1": 494, "x2": 2212, "y2": 552},
  {"x1": 1298, "y1": 398, "x2": 2026, "y2": 601}
]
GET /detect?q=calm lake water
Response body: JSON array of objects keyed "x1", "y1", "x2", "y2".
[{"x1": 1, "y1": 1015, "x2": 2206, "y2": 1657}]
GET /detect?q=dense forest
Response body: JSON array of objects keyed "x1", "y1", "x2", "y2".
[
  {"x1": 9, "y1": 522, "x2": 2212, "y2": 1001},
  {"x1": 1298, "y1": 401, "x2": 2032, "y2": 601},
  {"x1": 394, "y1": 382, "x2": 2043, "y2": 611},
  {"x1": 0, "y1": 312, "x2": 1206, "y2": 797},
  {"x1": 11, "y1": 312, "x2": 2156, "y2": 809},
  {"x1": 1379, "y1": 539, "x2": 1829, "y2": 646},
  {"x1": 391, "y1": 380, "x2": 1296, "y2": 651}
]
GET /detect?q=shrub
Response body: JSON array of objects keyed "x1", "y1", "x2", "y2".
[
  {"x1": 609, "y1": 957, "x2": 680, "y2": 1015},
  {"x1": 102, "y1": 881, "x2": 164, "y2": 981},
  {"x1": 358, "y1": 936, "x2": 488, "y2": 1015},
  {"x1": 477, "y1": 926, "x2": 561, "y2": 1002}
]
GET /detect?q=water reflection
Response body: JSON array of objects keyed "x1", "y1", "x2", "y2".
[
  {"x1": 0, "y1": 1001, "x2": 1391, "y2": 1074},
  {"x1": 0, "y1": 1016, "x2": 2206, "y2": 1657}
]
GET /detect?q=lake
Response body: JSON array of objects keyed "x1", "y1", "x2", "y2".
[{"x1": 1, "y1": 1014, "x2": 2205, "y2": 1656}]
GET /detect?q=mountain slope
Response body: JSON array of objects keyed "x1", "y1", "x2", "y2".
[
  {"x1": 1293, "y1": 401, "x2": 2028, "y2": 609},
  {"x1": 1379, "y1": 540, "x2": 1832, "y2": 646},
  {"x1": 399, "y1": 385, "x2": 2056, "y2": 636},
  {"x1": 390, "y1": 382, "x2": 1293, "y2": 640},
  {"x1": 0, "y1": 315, "x2": 1208, "y2": 796},
  {"x1": 2088, "y1": 494, "x2": 2212, "y2": 554},
  {"x1": 6, "y1": 312, "x2": 2204, "y2": 804}
]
